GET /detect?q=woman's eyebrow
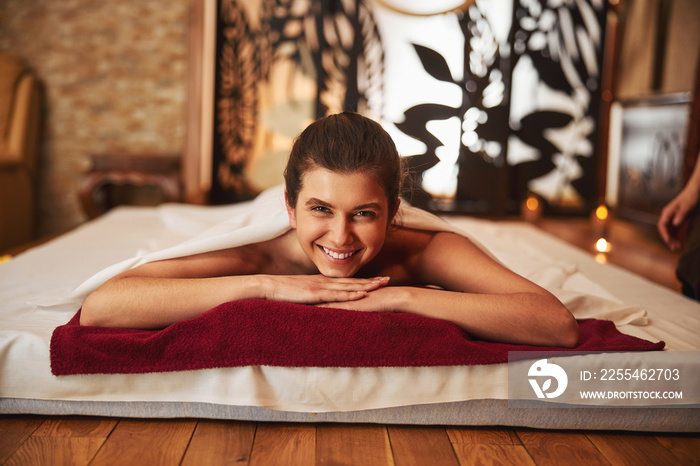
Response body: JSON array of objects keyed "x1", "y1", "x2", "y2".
[
  {"x1": 305, "y1": 197, "x2": 333, "y2": 208},
  {"x1": 304, "y1": 198, "x2": 383, "y2": 211},
  {"x1": 354, "y1": 203, "x2": 383, "y2": 211}
]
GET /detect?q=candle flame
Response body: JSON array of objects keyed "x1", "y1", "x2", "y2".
[
  {"x1": 526, "y1": 196, "x2": 539, "y2": 211},
  {"x1": 595, "y1": 205, "x2": 608, "y2": 221},
  {"x1": 595, "y1": 237, "x2": 611, "y2": 253}
]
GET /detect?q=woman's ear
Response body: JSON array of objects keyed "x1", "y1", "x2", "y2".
[
  {"x1": 284, "y1": 191, "x2": 297, "y2": 229},
  {"x1": 390, "y1": 198, "x2": 401, "y2": 222}
]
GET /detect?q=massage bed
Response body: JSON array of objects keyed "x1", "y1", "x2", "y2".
[{"x1": 1, "y1": 186, "x2": 698, "y2": 432}]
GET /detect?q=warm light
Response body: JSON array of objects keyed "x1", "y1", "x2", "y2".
[
  {"x1": 595, "y1": 253, "x2": 607, "y2": 264},
  {"x1": 595, "y1": 237, "x2": 611, "y2": 253},
  {"x1": 521, "y1": 194, "x2": 543, "y2": 222},
  {"x1": 526, "y1": 196, "x2": 539, "y2": 211},
  {"x1": 0, "y1": 255, "x2": 11, "y2": 264},
  {"x1": 595, "y1": 205, "x2": 608, "y2": 221}
]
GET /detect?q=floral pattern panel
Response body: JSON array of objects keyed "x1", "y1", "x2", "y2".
[{"x1": 210, "y1": 0, "x2": 607, "y2": 215}]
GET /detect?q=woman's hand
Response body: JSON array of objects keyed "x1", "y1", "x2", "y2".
[
  {"x1": 316, "y1": 286, "x2": 402, "y2": 312},
  {"x1": 261, "y1": 274, "x2": 390, "y2": 304},
  {"x1": 658, "y1": 186, "x2": 700, "y2": 251}
]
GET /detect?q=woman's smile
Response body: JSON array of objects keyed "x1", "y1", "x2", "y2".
[{"x1": 318, "y1": 245, "x2": 361, "y2": 261}]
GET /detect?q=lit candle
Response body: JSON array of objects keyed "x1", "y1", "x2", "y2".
[
  {"x1": 595, "y1": 205, "x2": 608, "y2": 221},
  {"x1": 591, "y1": 204, "x2": 609, "y2": 237},
  {"x1": 595, "y1": 237, "x2": 612, "y2": 253},
  {"x1": 521, "y1": 193, "x2": 543, "y2": 222}
]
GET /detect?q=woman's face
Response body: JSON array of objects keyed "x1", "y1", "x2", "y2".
[{"x1": 286, "y1": 167, "x2": 393, "y2": 278}]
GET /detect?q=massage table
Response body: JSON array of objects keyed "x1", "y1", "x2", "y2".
[{"x1": 1, "y1": 187, "x2": 698, "y2": 432}]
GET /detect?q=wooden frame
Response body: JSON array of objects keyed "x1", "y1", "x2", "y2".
[
  {"x1": 606, "y1": 93, "x2": 692, "y2": 225},
  {"x1": 683, "y1": 46, "x2": 700, "y2": 184},
  {"x1": 183, "y1": 0, "x2": 217, "y2": 205},
  {"x1": 594, "y1": 0, "x2": 626, "y2": 206}
]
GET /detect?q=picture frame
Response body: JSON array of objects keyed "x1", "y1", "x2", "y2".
[{"x1": 606, "y1": 93, "x2": 692, "y2": 226}]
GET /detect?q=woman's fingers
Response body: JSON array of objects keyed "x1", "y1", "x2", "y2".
[
  {"x1": 317, "y1": 287, "x2": 398, "y2": 311},
  {"x1": 304, "y1": 276, "x2": 389, "y2": 302},
  {"x1": 323, "y1": 276, "x2": 390, "y2": 290},
  {"x1": 264, "y1": 274, "x2": 390, "y2": 303}
]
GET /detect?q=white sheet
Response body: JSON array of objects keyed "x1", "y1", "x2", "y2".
[
  {"x1": 1, "y1": 190, "x2": 699, "y2": 413},
  {"x1": 33, "y1": 185, "x2": 466, "y2": 312}
]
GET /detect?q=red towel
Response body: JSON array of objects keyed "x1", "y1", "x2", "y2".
[{"x1": 50, "y1": 299, "x2": 665, "y2": 376}]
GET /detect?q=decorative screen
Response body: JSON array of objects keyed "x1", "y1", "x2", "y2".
[{"x1": 211, "y1": 0, "x2": 607, "y2": 215}]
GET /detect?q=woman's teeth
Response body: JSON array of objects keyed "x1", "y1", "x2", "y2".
[{"x1": 321, "y1": 246, "x2": 357, "y2": 260}]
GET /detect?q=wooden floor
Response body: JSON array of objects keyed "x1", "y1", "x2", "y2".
[
  {"x1": 1, "y1": 217, "x2": 698, "y2": 465},
  {"x1": 535, "y1": 216, "x2": 684, "y2": 293},
  {"x1": 1, "y1": 417, "x2": 699, "y2": 465}
]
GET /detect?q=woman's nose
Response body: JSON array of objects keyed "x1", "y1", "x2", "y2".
[{"x1": 329, "y1": 218, "x2": 353, "y2": 246}]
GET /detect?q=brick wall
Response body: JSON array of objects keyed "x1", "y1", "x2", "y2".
[{"x1": 0, "y1": 0, "x2": 189, "y2": 236}]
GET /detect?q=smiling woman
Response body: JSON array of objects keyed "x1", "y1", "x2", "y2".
[
  {"x1": 289, "y1": 169, "x2": 391, "y2": 278},
  {"x1": 80, "y1": 112, "x2": 578, "y2": 347}
]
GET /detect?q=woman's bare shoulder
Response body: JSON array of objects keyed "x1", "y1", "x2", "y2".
[
  {"x1": 209, "y1": 230, "x2": 309, "y2": 275},
  {"x1": 386, "y1": 230, "x2": 489, "y2": 279},
  {"x1": 386, "y1": 227, "x2": 469, "y2": 254},
  {"x1": 382, "y1": 226, "x2": 434, "y2": 256},
  {"x1": 120, "y1": 231, "x2": 301, "y2": 279},
  {"x1": 416, "y1": 230, "x2": 492, "y2": 265}
]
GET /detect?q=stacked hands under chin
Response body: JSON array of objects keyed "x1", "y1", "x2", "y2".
[{"x1": 264, "y1": 274, "x2": 395, "y2": 312}]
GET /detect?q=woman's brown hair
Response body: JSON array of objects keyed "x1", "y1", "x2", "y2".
[{"x1": 284, "y1": 112, "x2": 404, "y2": 217}]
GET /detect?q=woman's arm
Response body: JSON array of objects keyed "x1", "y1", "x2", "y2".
[
  {"x1": 80, "y1": 256, "x2": 258, "y2": 328},
  {"x1": 80, "y1": 248, "x2": 388, "y2": 329},
  {"x1": 358, "y1": 286, "x2": 578, "y2": 347},
  {"x1": 326, "y1": 232, "x2": 579, "y2": 347}
]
